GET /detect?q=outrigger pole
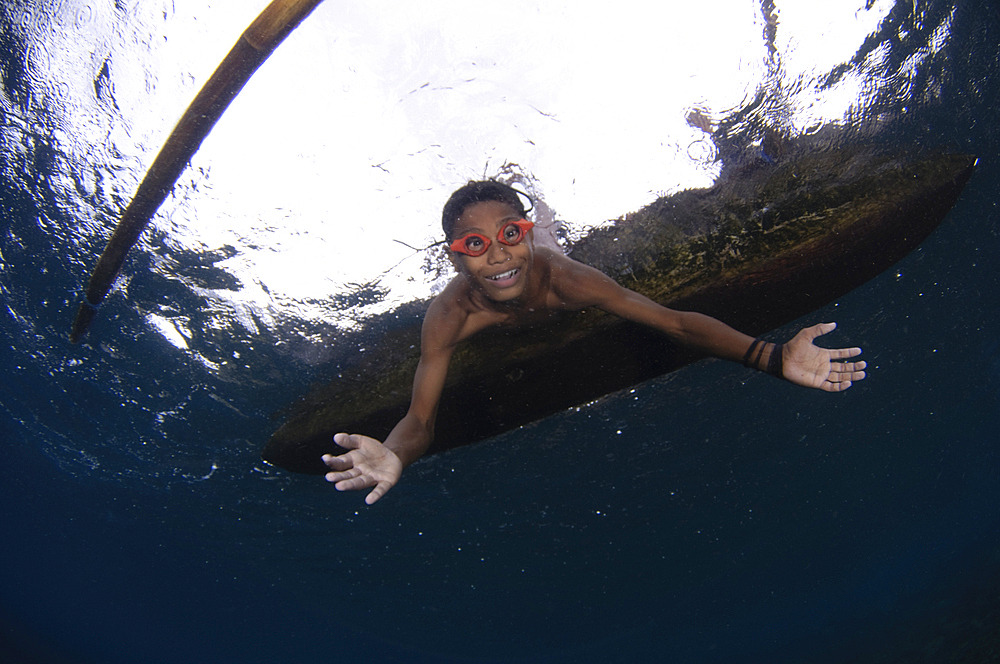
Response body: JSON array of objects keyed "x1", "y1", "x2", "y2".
[{"x1": 71, "y1": 0, "x2": 325, "y2": 343}]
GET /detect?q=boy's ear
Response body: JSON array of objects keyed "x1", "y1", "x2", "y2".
[{"x1": 446, "y1": 247, "x2": 461, "y2": 271}]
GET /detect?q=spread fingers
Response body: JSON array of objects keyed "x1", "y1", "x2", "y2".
[{"x1": 325, "y1": 467, "x2": 362, "y2": 484}]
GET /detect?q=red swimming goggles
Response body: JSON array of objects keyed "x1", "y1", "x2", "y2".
[{"x1": 449, "y1": 219, "x2": 534, "y2": 257}]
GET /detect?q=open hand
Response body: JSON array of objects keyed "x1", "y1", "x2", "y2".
[
  {"x1": 783, "y1": 322, "x2": 866, "y2": 391},
  {"x1": 322, "y1": 433, "x2": 403, "y2": 505}
]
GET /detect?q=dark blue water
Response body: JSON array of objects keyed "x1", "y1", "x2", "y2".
[{"x1": 4, "y1": 2, "x2": 1000, "y2": 663}]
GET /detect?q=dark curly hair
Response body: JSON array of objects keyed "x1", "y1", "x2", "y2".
[{"x1": 441, "y1": 180, "x2": 531, "y2": 241}]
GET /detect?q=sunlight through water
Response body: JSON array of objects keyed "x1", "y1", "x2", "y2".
[{"x1": 2, "y1": 0, "x2": 928, "y2": 354}]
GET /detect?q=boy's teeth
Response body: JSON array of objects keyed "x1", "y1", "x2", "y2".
[{"x1": 489, "y1": 269, "x2": 517, "y2": 281}]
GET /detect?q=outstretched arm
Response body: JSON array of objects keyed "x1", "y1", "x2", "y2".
[
  {"x1": 321, "y1": 290, "x2": 472, "y2": 504},
  {"x1": 550, "y1": 254, "x2": 866, "y2": 391},
  {"x1": 321, "y1": 344, "x2": 452, "y2": 504},
  {"x1": 322, "y1": 334, "x2": 454, "y2": 504}
]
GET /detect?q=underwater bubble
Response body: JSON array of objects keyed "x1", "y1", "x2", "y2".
[
  {"x1": 686, "y1": 138, "x2": 716, "y2": 162},
  {"x1": 18, "y1": 8, "x2": 34, "y2": 30},
  {"x1": 75, "y1": 4, "x2": 94, "y2": 30}
]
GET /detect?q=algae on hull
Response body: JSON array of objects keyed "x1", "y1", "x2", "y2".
[{"x1": 263, "y1": 145, "x2": 976, "y2": 474}]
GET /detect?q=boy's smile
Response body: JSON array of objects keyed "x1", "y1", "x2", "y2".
[{"x1": 450, "y1": 200, "x2": 535, "y2": 303}]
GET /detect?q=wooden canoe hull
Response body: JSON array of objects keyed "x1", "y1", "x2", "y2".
[{"x1": 262, "y1": 146, "x2": 976, "y2": 474}]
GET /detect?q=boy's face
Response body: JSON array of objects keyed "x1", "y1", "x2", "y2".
[{"x1": 449, "y1": 200, "x2": 534, "y2": 303}]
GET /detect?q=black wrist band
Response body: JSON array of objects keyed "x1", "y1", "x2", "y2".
[
  {"x1": 766, "y1": 342, "x2": 785, "y2": 379},
  {"x1": 742, "y1": 338, "x2": 762, "y2": 368}
]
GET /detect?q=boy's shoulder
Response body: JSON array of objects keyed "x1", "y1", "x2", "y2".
[
  {"x1": 426, "y1": 275, "x2": 474, "y2": 321},
  {"x1": 545, "y1": 249, "x2": 622, "y2": 306}
]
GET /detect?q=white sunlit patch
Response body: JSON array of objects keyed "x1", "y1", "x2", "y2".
[
  {"x1": 52, "y1": 0, "x2": 920, "y2": 339},
  {"x1": 146, "y1": 312, "x2": 190, "y2": 350},
  {"x1": 753, "y1": 0, "x2": 897, "y2": 134},
  {"x1": 896, "y1": 5, "x2": 955, "y2": 99}
]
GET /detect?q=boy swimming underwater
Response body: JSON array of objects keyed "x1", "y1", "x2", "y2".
[{"x1": 322, "y1": 180, "x2": 867, "y2": 504}]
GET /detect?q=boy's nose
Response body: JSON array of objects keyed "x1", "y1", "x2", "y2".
[{"x1": 486, "y1": 241, "x2": 509, "y2": 263}]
